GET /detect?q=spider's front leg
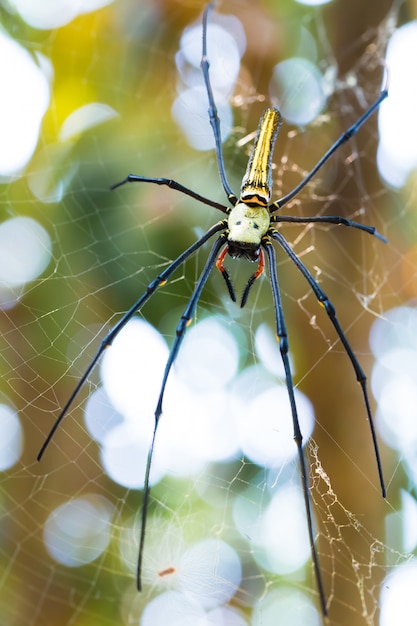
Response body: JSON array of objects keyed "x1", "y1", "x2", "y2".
[
  {"x1": 215, "y1": 241, "x2": 266, "y2": 308},
  {"x1": 240, "y1": 248, "x2": 265, "y2": 308},
  {"x1": 216, "y1": 244, "x2": 236, "y2": 303}
]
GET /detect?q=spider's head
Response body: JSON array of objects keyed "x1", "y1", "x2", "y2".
[
  {"x1": 227, "y1": 240, "x2": 260, "y2": 262},
  {"x1": 227, "y1": 202, "x2": 270, "y2": 260}
]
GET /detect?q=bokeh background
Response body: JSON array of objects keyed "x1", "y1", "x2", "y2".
[{"x1": 1, "y1": 0, "x2": 417, "y2": 624}]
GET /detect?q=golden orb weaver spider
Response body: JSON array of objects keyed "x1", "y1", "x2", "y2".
[{"x1": 38, "y1": 2, "x2": 388, "y2": 616}]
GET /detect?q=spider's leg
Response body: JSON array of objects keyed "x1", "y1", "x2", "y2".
[
  {"x1": 263, "y1": 239, "x2": 327, "y2": 616},
  {"x1": 201, "y1": 3, "x2": 238, "y2": 205},
  {"x1": 37, "y1": 221, "x2": 226, "y2": 462},
  {"x1": 271, "y1": 214, "x2": 387, "y2": 243},
  {"x1": 136, "y1": 235, "x2": 225, "y2": 590},
  {"x1": 216, "y1": 244, "x2": 236, "y2": 302},
  {"x1": 271, "y1": 229, "x2": 386, "y2": 498},
  {"x1": 111, "y1": 175, "x2": 229, "y2": 214},
  {"x1": 240, "y1": 247, "x2": 265, "y2": 307},
  {"x1": 269, "y1": 88, "x2": 388, "y2": 211}
]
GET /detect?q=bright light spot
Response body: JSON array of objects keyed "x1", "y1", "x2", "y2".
[
  {"x1": 84, "y1": 386, "x2": 124, "y2": 445},
  {"x1": 12, "y1": 0, "x2": 114, "y2": 30},
  {"x1": 0, "y1": 33, "x2": 49, "y2": 176},
  {"x1": 256, "y1": 484, "x2": 311, "y2": 573},
  {"x1": 80, "y1": 0, "x2": 114, "y2": 10},
  {"x1": 43, "y1": 495, "x2": 113, "y2": 567},
  {"x1": 380, "y1": 562, "x2": 417, "y2": 626},
  {"x1": 27, "y1": 142, "x2": 77, "y2": 204},
  {"x1": 175, "y1": 317, "x2": 239, "y2": 391},
  {"x1": 173, "y1": 18, "x2": 243, "y2": 150},
  {"x1": 206, "y1": 606, "x2": 248, "y2": 626},
  {"x1": 252, "y1": 586, "x2": 320, "y2": 626},
  {"x1": 100, "y1": 420, "x2": 163, "y2": 489},
  {"x1": 29, "y1": 104, "x2": 117, "y2": 204},
  {"x1": 373, "y1": 371, "x2": 417, "y2": 452},
  {"x1": 369, "y1": 306, "x2": 417, "y2": 357},
  {"x1": 176, "y1": 22, "x2": 244, "y2": 93},
  {"x1": 370, "y1": 306, "x2": 417, "y2": 458},
  {"x1": 0, "y1": 217, "x2": 52, "y2": 287},
  {"x1": 172, "y1": 88, "x2": 233, "y2": 151},
  {"x1": 141, "y1": 590, "x2": 247, "y2": 626},
  {"x1": 255, "y1": 322, "x2": 286, "y2": 378},
  {"x1": 233, "y1": 480, "x2": 311, "y2": 575},
  {"x1": 0, "y1": 405, "x2": 23, "y2": 470},
  {"x1": 178, "y1": 539, "x2": 241, "y2": 609},
  {"x1": 100, "y1": 318, "x2": 169, "y2": 421},
  {"x1": 400, "y1": 490, "x2": 417, "y2": 553},
  {"x1": 370, "y1": 305, "x2": 417, "y2": 489},
  {"x1": 233, "y1": 481, "x2": 267, "y2": 545},
  {"x1": 0, "y1": 217, "x2": 52, "y2": 308},
  {"x1": 295, "y1": 0, "x2": 333, "y2": 5},
  {"x1": 141, "y1": 591, "x2": 206, "y2": 626},
  {"x1": 59, "y1": 103, "x2": 118, "y2": 142},
  {"x1": 236, "y1": 384, "x2": 314, "y2": 467},
  {"x1": 377, "y1": 21, "x2": 417, "y2": 187},
  {"x1": 269, "y1": 58, "x2": 326, "y2": 125},
  {"x1": 157, "y1": 382, "x2": 239, "y2": 470}
]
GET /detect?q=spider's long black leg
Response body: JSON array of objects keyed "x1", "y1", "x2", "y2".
[
  {"x1": 271, "y1": 215, "x2": 387, "y2": 243},
  {"x1": 111, "y1": 175, "x2": 229, "y2": 214},
  {"x1": 263, "y1": 239, "x2": 327, "y2": 616},
  {"x1": 270, "y1": 88, "x2": 388, "y2": 211},
  {"x1": 136, "y1": 235, "x2": 225, "y2": 590},
  {"x1": 37, "y1": 221, "x2": 226, "y2": 462},
  {"x1": 271, "y1": 229, "x2": 386, "y2": 498},
  {"x1": 201, "y1": 3, "x2": 238, "y2": 205}
]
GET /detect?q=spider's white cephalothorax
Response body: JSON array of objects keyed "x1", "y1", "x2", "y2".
[{"x1": 227, "y1": 202, "x2": 270, "y2": 247}]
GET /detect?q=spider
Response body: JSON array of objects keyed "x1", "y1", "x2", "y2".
[{"x1": 38, "y1": 2, "x2": 388, "y2": 616}]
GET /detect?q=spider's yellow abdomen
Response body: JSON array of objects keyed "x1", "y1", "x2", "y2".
[{"x1": 240, "y1": 107, "x2": 282, "y2": 206}]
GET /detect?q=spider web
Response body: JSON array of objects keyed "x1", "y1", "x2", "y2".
[{"x1": 1, "y1": 1, "x2": 415, "y2": 625}]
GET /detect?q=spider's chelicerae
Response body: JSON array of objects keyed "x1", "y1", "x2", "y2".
[{"x1": 38, "y1": 2, "x2": 388, "y2": 616}]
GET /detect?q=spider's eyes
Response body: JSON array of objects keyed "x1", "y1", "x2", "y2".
[{"x1": 235, "y1": 220, "x2": 259, "y2": 229}]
